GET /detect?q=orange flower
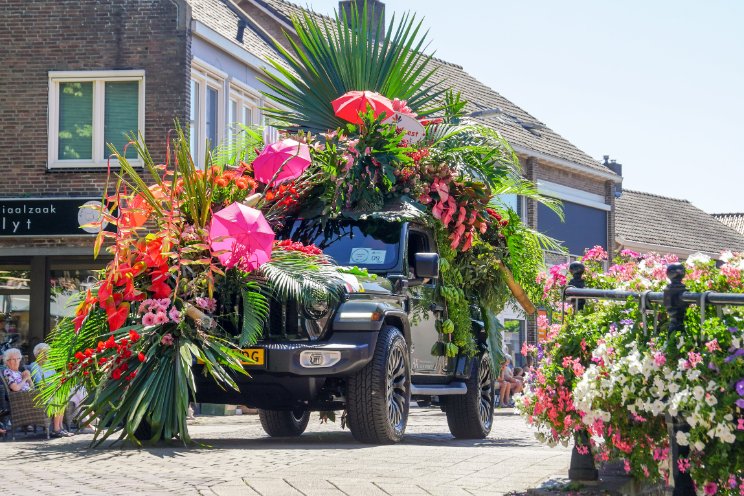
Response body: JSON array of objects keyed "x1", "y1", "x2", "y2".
[{"x1": 235, "y1": 177, "x2": 250, "y2": 190}]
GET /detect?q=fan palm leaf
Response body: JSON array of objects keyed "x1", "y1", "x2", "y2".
[{"x1": 260, "y1": 2, "x2": 445, "y2": 132}]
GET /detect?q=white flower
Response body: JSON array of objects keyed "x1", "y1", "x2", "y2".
[
  {"x1": 705, "y1": 394, "x2": 717, "y2": 407},
  {"x1": 693, "y1": 440, "x2": 705, "y2": 451},
  {"x1": 668, "y1": 382, "x2": 680, "y2": 394},
  {"x1": 687, "y1": 369, "x2": 701, "y2": 381},
  {"x1": 686, "y1": 252, "x2": 711, "y2": 267},
  {"x1": 720, "y1": 250, "x2": 734, "y2": 262},
  {"x1": 676, "y1": 431, "x2": 689, "y2": 446},
  {"x1": 692, "y1": 386, "x2": 705, "y2": 401}
]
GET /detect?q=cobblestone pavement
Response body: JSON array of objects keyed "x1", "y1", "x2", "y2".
[{"x1": 2, "y1": 407, "x2": 571, "y2": 496}]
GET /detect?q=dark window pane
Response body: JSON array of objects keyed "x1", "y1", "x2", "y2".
[
  {"x1": 104, "y1": 81, "x2": 139, "y2": 159},
  {"x1": 538, "y1": 200, "x2": 607, "y2": 256},
  {"x1": 58, "y1": 82, "x2": 93, "y2": 160},
  {"x1": 206, "y1": 86, "x2": 218, "y2": 148}
]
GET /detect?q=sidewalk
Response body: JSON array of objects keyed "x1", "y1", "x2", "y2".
[{"x1": 3, "y1": 406, "x2": 574, "y2": 496}]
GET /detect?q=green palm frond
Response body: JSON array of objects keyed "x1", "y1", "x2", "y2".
[
  {"x1": 38, "y1": 309, "x2": 107, "y2": 414},
  {"x1": 257, "y1": 250, "x2": 345, "y2": 307},
  {"x1": 241, "y1": 282, "x2": 269, "y2": 346},
  {"x1": 211, "y1": 125, "x2": 264, "y2": 168},
  {"x1": 260, "y1": 2, "x2": 445, "y2": 132}
]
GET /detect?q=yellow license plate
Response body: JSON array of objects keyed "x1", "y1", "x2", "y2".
[{"x1": 241, "y1": 348, "x2": 265, "y2": 365}]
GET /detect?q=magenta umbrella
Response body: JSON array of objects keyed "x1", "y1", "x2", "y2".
[
  {"x1": 332, "y1": 90, "x2": 395, "y2": 125},
  {"x1": 209, "y1": 202, "x2": 275, "y2": 272},
  {"x1": 252, "y1": 139, "x2": 311, "y2": 186}
]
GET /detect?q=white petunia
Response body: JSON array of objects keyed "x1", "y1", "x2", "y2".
[
  {"x1": 676, "y1": 431, "x2": 689, "y2": 446},
  {"x1": 692, "y1": 386, "x2": 705, "y2": 401},
  {"x1": 705, "y1": 394, "x2": 717, "y2": 407}
]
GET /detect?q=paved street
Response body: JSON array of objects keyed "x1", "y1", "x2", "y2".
[{"x1": 3, "y1": 407, "x2": 571, "y2": 496}]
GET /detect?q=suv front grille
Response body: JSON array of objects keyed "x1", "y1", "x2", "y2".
[{"x1": 262, "y1": 299, "x2": 305, "y2": 341}]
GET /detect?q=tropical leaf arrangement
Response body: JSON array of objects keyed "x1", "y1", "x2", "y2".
[{"x1": 40, "y1": 1, "x2": 561, "y2": 445}]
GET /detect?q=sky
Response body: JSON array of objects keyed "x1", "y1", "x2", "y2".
[{"x1": 298, "y1": 0, "x2": 744, "y2": 213}]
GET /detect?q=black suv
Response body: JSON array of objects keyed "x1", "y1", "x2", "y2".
[{"x1": 195, "y1": 216, "x2": 496, "y2": 444}]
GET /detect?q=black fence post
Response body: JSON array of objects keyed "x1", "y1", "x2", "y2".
[
  {"x1": 662, "y1": 263, "x2": 695, "y2": 496},
  {"x1": 568, "y1": 262, "x2": 586, "y2": 312},
  {"x1": 566, "y1": 261, "x2": 599, "y2": 482}
]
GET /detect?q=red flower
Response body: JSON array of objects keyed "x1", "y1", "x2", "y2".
[
  {"x1": 97, "y1": 341, "x2": 105, "y2": 353},
  {"x1": 84, "y1": 348, "x2": 94, "y2": 358},
  {"x1": 129, "y1": 330, "x2": 140, "y2": 343},
  {"x1": 138, "y1": 352, "x2": 146, "y2": 362},
  {"x1": 99, "y1": 357, "x2": 107, "y2": 365},
  {"x1": 74, "y1": 351, "x2": 85, "y2": 362},
  {"x1": 112, "y1": 369, "x2": 122, "y2": 380},
  {"x1": 105, "y1": 335, "x2": 117, "y2": 349}
]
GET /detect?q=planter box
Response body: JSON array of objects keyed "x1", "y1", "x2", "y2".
[{"x1": 199, "y1": 403, "x2": 238, "y2": 416}]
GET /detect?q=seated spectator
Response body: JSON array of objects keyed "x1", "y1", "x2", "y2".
[
  {"x1": 3, "y1": 348, "x2": 33, "y2": 392},
  {"x1": 497, "y1": 361, "x2": 511, "y2": 408},
  {"x1": 29, "y1": 343, "x2": 74, "y2": 438},
  {"x1": 502, "y1": 356, "x2": 523, "y2": 402}
]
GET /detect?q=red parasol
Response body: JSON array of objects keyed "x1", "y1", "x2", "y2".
[
  {"x1": 331, "y1": 90, "x2": 395, "y2": 125},
  {"x1": 252, "y1": 139, "x2": 312, "y2": 187},
  {"x1": 209, "y1": 202, "x2": 275, "y2": 272}
]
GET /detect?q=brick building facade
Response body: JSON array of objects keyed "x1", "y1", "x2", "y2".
[{"x1": 0, "y1": 0, "x2": 191, "y2": 357}]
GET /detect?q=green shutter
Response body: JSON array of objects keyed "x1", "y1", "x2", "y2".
[
  {"x1": 58, "y1": 82, "x2": 93, "y2": 160},
  {"x1": 104, "y1": 81, "x2": 139, "y2": 159}
]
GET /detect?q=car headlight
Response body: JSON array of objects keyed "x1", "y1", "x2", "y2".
[{"x1": 303, "y1": 291, "x2": 331, "y2": 320}]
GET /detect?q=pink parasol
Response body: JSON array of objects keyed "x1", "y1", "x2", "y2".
[
  {"x1": 252, "y1": 139, "x2": 311, "y2": 186},
  {"x1": 331, "y1": 90, "x2": 395, "y2": 125},
  {"x1": 209, "y1": 202, "x2": 275, "y2": 272}
]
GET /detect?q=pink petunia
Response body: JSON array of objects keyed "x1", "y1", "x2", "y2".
[{"x1": 142, "y1": 313, "x2": 156, "y2": 327}]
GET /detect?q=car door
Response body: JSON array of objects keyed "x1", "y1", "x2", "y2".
[{"x1": 406, "y1": 227, "x2": 445, "y2": 376}]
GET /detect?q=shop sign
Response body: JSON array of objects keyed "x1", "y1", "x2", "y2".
[{"x1": 0, "y1": 198, "x2": 114, "y2": 237}]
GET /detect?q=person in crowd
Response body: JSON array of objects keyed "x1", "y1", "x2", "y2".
[
  {"x1": 28, "y1": 343, "x2": 74, "y2": 437},
  {"x1": 497, "y1": 360, "x2": 511, "y2": 408},
  {"x1": 3, "y1": 348, "x2": 34, "y2": 392},
  {"x1": 501, "y1": 356, "x2": 523, "y2": 406}
]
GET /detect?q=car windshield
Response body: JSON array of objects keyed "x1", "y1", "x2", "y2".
[{"x1": 278, "y1": 218, "x2": 401, "y2": 272}]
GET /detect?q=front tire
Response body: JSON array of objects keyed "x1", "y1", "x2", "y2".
[
  {"x1": 346, "y1": 325, "x2": 410, "y2": 444},
  {"x1": 445, "y1": 353, "x2": 495, "y2": 439},
  {"x1": 258, "y1": 408, "x2": 310, "y2": 437}
]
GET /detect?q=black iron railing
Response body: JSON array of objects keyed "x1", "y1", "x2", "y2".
[{"x1": 560, "y1": 261, "x2": 744, "y2": 495}]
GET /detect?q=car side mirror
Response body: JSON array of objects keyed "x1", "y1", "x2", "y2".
[{"x1": 414, "y1": 253, "x2": 439, "y2": 280}]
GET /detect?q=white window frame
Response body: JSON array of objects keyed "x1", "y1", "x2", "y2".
[
  {"x1": 191, "y1": 60, "x2": 226, "y2": 169},
  {"x1": 48, "y1": 70, "x2": 145, "y2": 169},
  {"x1": 227, "y1": 79, "x2": 260, "y2": 142}
]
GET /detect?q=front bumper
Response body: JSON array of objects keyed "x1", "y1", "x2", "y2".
[
  {"x1": 252, "y1": 331, "x2": 378, "y2": 376},
  {"x1": 193, "y1": 331, "x2": 378, "y2": 409}
]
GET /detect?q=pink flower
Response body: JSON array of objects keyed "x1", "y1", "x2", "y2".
[
  {"x1": 653, "y1": 351, "x2": 667, "y2": 367},
  {"x1": 160, "y1": 333, "x2": 174, "y2": 346},
  {"x1": 154, "y1": 311, "x2": 169, "y2": 325},
  {"x1": 705, "y1": 339, "x2": 721, "y2": 352},
  {"x1": 583, "y1": 245, "x2": 608, "y2": 261},
  {"x1": 738, "y1": 419, "x2": 744, "y2": 431},
  {"x1": 623, "y1": 459, "x2": 631, "y2": 473},
  {"x1": 195, "y1": 297, "x2": 216, "y2": 313},
  {"x1": 142, "y1": 313, "x2": 156, "y2": 327},
  {"x1": 168, "y1": 306, "x2": 182, "y2": 323},
  {"x1": 703, "y1": 482, "x2": 718, "y2": 496},
  {"x1": 575, "y1": 444, "x2": 589, "y2": 455},
  {"x1": 677, "y1": 458, "x2": 691, "y2": 473},
  {"x1": 620, "y1": 249, "x2": 640, "y2": 258},
  {"x1": 687, "y1": 351, "x2": 703, "y2": 368}
]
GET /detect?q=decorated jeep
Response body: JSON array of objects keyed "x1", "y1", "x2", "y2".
[
  {"x1": 197, "y1": 212, "x2": 499, "y2": 443},
  {"x1": 38, "y1": 4, "x2": 557, "y2": 445}
]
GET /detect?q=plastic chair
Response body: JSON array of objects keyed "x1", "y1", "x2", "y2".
[{"x1": 0, "y1": 371, "x2": 50, "y2": 440}]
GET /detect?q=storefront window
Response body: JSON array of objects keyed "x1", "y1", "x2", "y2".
[
  {"x1": 0, "y1": 267, "x2": 31, "y2": 360},
  {"x1": 48, "y1": 267, "x2": 101, "y2": 335},
  {"x1": 503, "y1": 319, "x2": 524, "y2": 367}
]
